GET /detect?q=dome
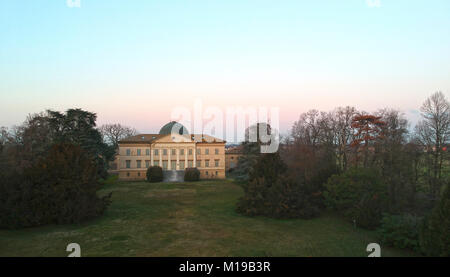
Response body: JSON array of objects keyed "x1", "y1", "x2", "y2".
[{"x1": 159, "y1": 121, "x2": 189, "y2": 136}]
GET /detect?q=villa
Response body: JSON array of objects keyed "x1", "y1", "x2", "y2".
[{"x1": 116, "y1": 122, "x2": 226, "y2": 181}]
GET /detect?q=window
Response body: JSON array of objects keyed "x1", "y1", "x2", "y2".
[
  {"x1": 126, "y1": 160, "x2": 131, "y2": 168},
  {"x1": 138, "y1": 172, "x2": 141, "y2": 177},
  {"x1": 162, "y1": 161, "x2": 168, "y2": 170},
  {"x1": 127, "y1": 172, "x2": 130, "y2": 177},
  {"x1": 197, "y1": 160, "x2": 201, "y2": 167},
  {"x1": 171, "y1": 149, "x2": 176, "y2": 155},
  {"x1": 205, "y1": 160, "x2": 210, "y2": 167},
  {"x1": 216, "y1": 171, "x2": 218, "y2": 176},
  {"x1": 189, "y1": 149, "x2": 193, "y2": 155},
  {"x1": 126, "y1": 149, "x2": 131, "y2": 156},
  {"x1": 188, "y1": 161, "x2": 193, "y2": 168},
  {"x1": 171, "y1": 161, "x2": 176, "y2": 170},
  {"x1": 146, "y1": 149, "x2": 150, "y2": 156},
  {"x1": 145, "y1": 160, "x2": 150, "y2": 168},
  {"x1": 163, "y1": 149, "x2": 167, "y2": 156},
  {"x1": 154, "y1": 160, "x2": 159, "y2": 167},
  {"x1": 206, "y1": 171, "x2": 209, "y2": 176},
  {"x1": 205, "y1": 149, "x2": 209, "y2": 155},
  {"x1": 180, "y1": 149, "x2": 184, "y2": 155},
  {"x1": 154, "y1": 149, "x2": 159, "y2": 156},
  {"x1": 137, "y1": 160, "x2": 142, "y2": 168},
  {"x1": 215, "y1": 148, "x2": 219, "y2": 155},
  {"x1": 137, "y1": 149, "x2": 141, "y2": 156},
  {"x1": 180, "y1": 161, "x2": 185, "y2": 169},
  {"x1": 197, "y1": 149, "x2": 201, "y2": 155},
  {"x1": 215, "y1": 160, "x2": 219, "y2": 167}
]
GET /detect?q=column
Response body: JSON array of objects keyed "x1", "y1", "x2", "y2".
[
  {"x1": 168, "y1": 147, "x2": 171, "y2": 170},
  {"x1": 176, "y1": 148, "x2": 180, "y2": 170},
  {"x1": 159, "y1": 148, "x2": 162, "y2": 167},
  {"x1": 150, "y1": 146, "x2": 154, "y2": 166},
  {"x1": 193, "y1": 146, "x2": 197, "y2": 167},
  {"x1": 185, "y1": 148, "x2": 188, "y2": 169}
]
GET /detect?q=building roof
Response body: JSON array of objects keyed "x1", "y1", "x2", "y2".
[
  {"x1": 119, "y1": 133, "x2": 225, "y2": 144},
  {"x1": 119, "y1": 121, "x2": 228, "y2": 144},
  {"x1": 190, "y1": 134, "x2": 225, "y2": 143},
  {"x1": 119, "y1": 134, "x2": 164, "y2": 144},
  {"x1": 159, "y1": 121, "x2": 189, "y2": 135},
  {"x1": 225, "y1": 145, "x2": 243, "y2": 154}
]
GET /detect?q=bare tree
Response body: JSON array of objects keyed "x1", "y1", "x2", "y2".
[
  {"x1": 376, "y1": 109, "x2": 413, "y2": 211},
  {"x1": 99, "y1": 124, "x2": 137, "y2": 147},
  {"x1": 0, "y1": 127, "x2": 9, "y2": 152},
  {"x1": 332, "y1": 106, "x2": 357, "y2": 171},
  {"x1": 415, "y1": 91, "x2": 450, "y2": 196},
  {"x1": 288, "y1": 110, "x2": 338, "y2": 184}
]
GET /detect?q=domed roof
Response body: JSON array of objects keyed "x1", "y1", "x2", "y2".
[{"x1": 159, "y1": 121, "x2": 189, "y2": 136}]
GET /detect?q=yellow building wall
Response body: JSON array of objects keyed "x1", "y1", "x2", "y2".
[{"x1": 117, "y1": 141, "x2": 226, "y2": 181}]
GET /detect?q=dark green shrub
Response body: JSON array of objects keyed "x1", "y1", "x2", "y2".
[
  {"x1": 249, "y1": 152, "x2": 287, "y2": 185},
  {"x1": 236, "y1": 152, "x2": 321, "y2": 219},
  {"x1": 184, "y1": 167, "x2": 200, "y2": 182},
  {"x1": 378, "y1": 213, "x2": 421, "y2": 251},
  {"x1": 146, "y1": 166, "x2": 163, "y2": 182},
  {"x1": 236, "y1": 152, "x2": 286, "y2": 217},
  {"x1": 0, "y1": 143, "x2": 111, "y2": 229},
  {"x1": 352, "y1": 194, "x2": 385, "y2": 230},
  {"x1": 236, "y1": 177, "x2": 269, "y2": 216},
  {"x1": 267, "y1": 176, "x2": 321, "y2": 219},
  {"x1": 419, "y1": 184, "x2": 450, "y2": 257},
  {"x1": 324, "y1": 167, "x2": 387, "y2": 229},
  {"x1": 236, "y1": 176, "x2": 321, "y2": 219}
]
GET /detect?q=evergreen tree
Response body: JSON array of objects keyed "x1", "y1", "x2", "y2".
[{"x1": 419, "y1": 184, "x2": 450, "y2": 256}]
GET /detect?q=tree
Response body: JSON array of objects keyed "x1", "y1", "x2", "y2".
[
  {"x1": 0, "y1": 127, "x2": 9, "y2": 153},
  {"x1": 350, "y1": 114, "x2": 386, "y2": 167},
  {"x1": 376, "y1": 109, "x2": 415, "y2": 213},
  {"x1": 234, "y1": 123, "x2": 276, "y2": 182},
  {"x1": 237, "y1": 151, "x2": 321, "y2": 219},
  {"x1": 0, "y1": 143, "x2": 111, "y2": 228},
  {"x1": 236, "y1": 152, "x2": 284, "y2": 216},
  {"x1": 100, "y1": 123, "x2": 137, "y2": 148},
  {"x1": 415, "y1": 92, "x2": 450, "y2": 197},
  {"x1": 0, "y1": 127, "x2": 13, "y2": 173},
  {"x1": 11, "y1": 109, "x2": 115, "y2": 177},
  {"x1": 285, "y1": 110, "x2": 338, "y2": 191},
  {"x1": 249, "y1": 151, "x2": 287, "y2": 185},
  {"x1": 332, "y1": 107, "x2": 357, "y2": 171},
  {"x1": 324, "y1": 168, "x2": 388, "y2": 229},
  {"x1": 419, "y1": 184, "x2": 450, "y2": 256}
]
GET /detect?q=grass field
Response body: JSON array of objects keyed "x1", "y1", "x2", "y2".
[{"x1": 0, "y1": 179, "x2": 417, "y2": 257}]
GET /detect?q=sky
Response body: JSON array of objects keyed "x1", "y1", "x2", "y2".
[{"x1": 1, "y1": 0, "x2": 450, "y2": 136}]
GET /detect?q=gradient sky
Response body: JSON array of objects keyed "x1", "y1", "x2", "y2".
[{"x1": 1, "y1": 0, "x2": 449, "y2": 135}]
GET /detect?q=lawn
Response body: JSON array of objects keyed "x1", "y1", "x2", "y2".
[{"x1": 0, "y1": 179, "x2": 417, "y2": 257}]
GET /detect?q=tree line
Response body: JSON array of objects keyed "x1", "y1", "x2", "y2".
[{"x1": 235, "y1": 92, "x2": 449, "y2": 256}]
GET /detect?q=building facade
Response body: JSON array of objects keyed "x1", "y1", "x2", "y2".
[
  {"x1": 225, "y1": 145, "x2": 243, "y2": 172},
  {"x1": 117, "y1": 122, "x2": 226, "y2": 181}
]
